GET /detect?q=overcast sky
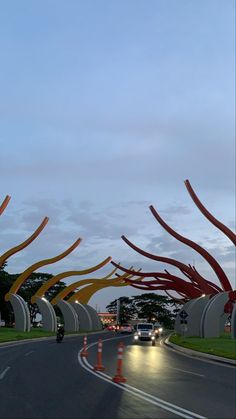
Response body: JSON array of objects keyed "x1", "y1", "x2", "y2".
[{"x1": 0, "y1": 0, "x2": 235, "y2": 311}]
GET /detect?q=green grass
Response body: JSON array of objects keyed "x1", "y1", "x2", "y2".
[
  {"x1": 0, "y1": 327, "x2": 104, "y2": 343},
  {"x1": 169, "y1": 333, "x2": 236, "y2": 360},
  {"x1": 0, "y1": 327, "x2": 56, "y2": 342}
]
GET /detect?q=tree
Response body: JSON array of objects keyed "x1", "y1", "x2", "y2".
[
  {"x1": 106, "y1": 293, "x2": 176, "y2": 328},
  {"x1": 106, "y1": 297, "x2": 136, "y2": 324},
  {"x1": 132, "y1": 293, "x2": 174, "y2": 328},
  {"x1": 0, "y1": 269, "x2": 67, "y2": 324}
]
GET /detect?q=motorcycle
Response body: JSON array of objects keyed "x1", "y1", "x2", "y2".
[{"x1": 56, "y1": 326, "x2": 64, "y2": 343}]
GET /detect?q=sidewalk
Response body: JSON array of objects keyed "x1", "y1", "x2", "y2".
[{"x1": 163, "y1": 335, "x2": 236, "y2": 366}]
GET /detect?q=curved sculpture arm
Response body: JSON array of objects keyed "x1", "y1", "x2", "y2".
[
  {"x1": 103, "y1": 264, "x2": 120, "y2": 279},
  {"x1": 50, "y1": 270, "x2": 132, "y2": 305},
  {"x1": 69, "y1": 279, "x2": 130, "y2": 304},
  {"x1": 113, "y1": 261, "x2": 219, "y2": 297},
  {"x1": 0, "y1": 217, "x2": 49, "y2": 268},
  {"x1": 129, "y1": 282, "x2": 191, "y2": 298},
  {"x1": 5, "y1": 237, "x2": 82, "y2": 300},
  {"x1": 0, "y1": 195, "x2": 11, "y2": 216},
  {"x1": 124, "y1": 275, "x2": 202, "y2": 298},
  {"x1": 149, "y1": 204, "x2": 232, "y2": 291},
  {"x1": 68, "y1": 272, "x2": 140, "y2": 303},
  {"x1": 164, "y1": 290, "x2": 186, "y2": 304},
  {"x1": 191, "y1": 266, "x2": 222, "y2": 292},
  {"x1": 185, "y1": 179, "x2": 236, "y2": 245},
  {"x1": 31, "y1": 256, "x2": 112, "y2": 303},
  {"x1": 112, "y1": 246, "x2": 213, "y2": 294}
]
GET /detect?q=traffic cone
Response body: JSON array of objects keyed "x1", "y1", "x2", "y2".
[
  {"x1": 94, "y1": 339, "x2": 105, "y2": 371},
  {"x1": 80, "y1": 335, "x2": 88, "y2": 357},
  {"x1": 112, "y1": 342, "x2": 127, "y2": 383}
]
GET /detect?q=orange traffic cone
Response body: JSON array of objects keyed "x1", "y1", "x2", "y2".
[
  {"x1": 112, "y1": 342, "x2": 127, "y2": 383},
  {"x1": 80, "y1": 335, "x2": 88, "y2": 357},
  {"x1": 94, "y1": 339, "x2": 105, "y2": 371}
]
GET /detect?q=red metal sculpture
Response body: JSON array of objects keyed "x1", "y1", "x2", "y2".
[
  {"x1": 111, "y1": 180, "x2": 235, "y2": 304},
  {"x1": 185, "y1": 179, "x2": 236, "y2": 245}
]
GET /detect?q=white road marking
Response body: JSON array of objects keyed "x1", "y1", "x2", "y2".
[
  {"x1": 170, "y1": 367, "x2": 205, "y2": 377},
  {"x1": 78, "y1": 335, "x2": 206, "y2": 419},
  {"x1": 24, "y1": 351, "x2": 34, "y2": 356},
  {"x1": 0, "y1": 366, "x2": 10, "y2": 380}
]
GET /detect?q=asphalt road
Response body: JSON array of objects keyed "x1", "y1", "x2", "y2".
[{"x1": 0, "y1": 331, "x2": 235, "y2": 419}]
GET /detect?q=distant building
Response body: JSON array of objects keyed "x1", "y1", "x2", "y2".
[{"x1": 97, "y1": 312, "x2": 117, "y2": 325}]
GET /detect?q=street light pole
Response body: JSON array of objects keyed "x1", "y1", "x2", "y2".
[{"x1": 116, "y1": 298, "x2": 120, "y2": 328}]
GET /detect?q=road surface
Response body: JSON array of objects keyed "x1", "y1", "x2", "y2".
[{"x1": 0, "y1": 331, "x2": 235, "y2": 418}]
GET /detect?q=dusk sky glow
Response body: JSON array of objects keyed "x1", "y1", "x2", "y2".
[{"x1": 0, "y1": 0, "x2": 235, "y2": 311}]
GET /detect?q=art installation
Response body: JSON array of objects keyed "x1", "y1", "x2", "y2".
[
  {"x1": 0, "y1": 179, "x2": 235, "y2": 338},
  {"x1": 0, "y1": 195, "x2": 111, "y2": 332},
  {"x1": 111, "y1": 179, "x2": 236, "y2": 338}
]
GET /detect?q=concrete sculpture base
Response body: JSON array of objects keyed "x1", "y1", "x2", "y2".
[
  {"x1": 84, "y1": 304, "x2": 102, "y2": 330},
  {"x1": 57, "y1": 300, "x2": 79, "y2": 332},
  {"x1": 70, "y1": 302, "x2": 92, "y2": 331},
  {"x1": 184, "y1": 296, "x2": 210, "y2": 337},
  {"x1": 10, "y1": 294, "x2": 31, "y2": 332},
  {"x1": 35, "y1": 297, "x2": 57, "y2": 332},
  {"x1": 174, "y1": 300, "x2": 193, "y2": 335},
  {"x1": 231, "y1": 302, "x2": 236, "y2": 339},
  {"x1": 201, "y1": 292, "x2": 229, "y2": 338}
]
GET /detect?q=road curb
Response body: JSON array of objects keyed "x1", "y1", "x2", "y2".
[
  {"x1": 0, "y1": 329, "x2": 108, "y2": 348},
  {"x1": 164, "y1": 335, "x2": 236, "y2": 366}
]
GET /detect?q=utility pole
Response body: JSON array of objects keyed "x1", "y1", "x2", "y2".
[{"x1": 116, "y1": 298, "x2": 120, "y2": 327}]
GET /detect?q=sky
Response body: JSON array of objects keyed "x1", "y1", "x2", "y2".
[{"x1": 0, "y1": 0, "x2": 235, "y2": 311}]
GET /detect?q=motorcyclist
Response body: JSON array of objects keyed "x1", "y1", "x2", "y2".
[{"x1": 56, "y1": 324, "x2": 65, "y2": 342}]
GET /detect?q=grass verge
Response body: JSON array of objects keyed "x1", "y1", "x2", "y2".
[
  {"x1": 0, "y1": 327, "x2": 106, "y2": 343},
  {"x1": 0, "y1": 327, "x2": 56, "y2": 342},
  {"x1": 169, "y1": 333, "x2": 236, "y2": 360}
]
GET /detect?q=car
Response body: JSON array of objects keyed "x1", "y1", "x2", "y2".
[
  {"x1": 153, "y1": 323, "x2": 163, "y2": 338},
  {"x1": 133, "y1": 323, "x2": 156, "y2": 346},
  {"x1": 119, "y1": 323, "x2": 133, "y2": 333},
  {"x1": 106, "y1": 324, "x2": 116, "y2": 331}
]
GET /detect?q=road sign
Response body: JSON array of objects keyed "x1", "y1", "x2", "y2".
[{"x1": 179, "y1": 310, "x2": 188, "y2": 319}]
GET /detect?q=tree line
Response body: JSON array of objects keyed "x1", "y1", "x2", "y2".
[
  {"x1": 0, "y1": 263, "x2": 181, "y2": 327},
  {"x1": 106, "y1": 293, "x2": 181, "y2": 328},
  {"x1": 0, "y1": 263, "x2": 66, "y2": 325}
]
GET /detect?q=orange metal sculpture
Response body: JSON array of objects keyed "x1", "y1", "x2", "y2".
[
  {"x1": 0, "y1": 217, "x2": 49, "y2": 269},
  {"x1": 50, "y1": 267, "x2": 134, "y2": 305},
  {"x1": 0, "y1": 195, "x2": 11, "y2": 216},
  {"x1": 31, "y1": 256, "x2": 112, "y2": 304},
  {"x1": 5, "y1": 238, "x2": 82, "y2": 301}
]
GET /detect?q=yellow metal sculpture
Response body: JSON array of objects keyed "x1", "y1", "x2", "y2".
[
  {"x1": 68, "y1": 277, "x2": 131, "y2": 304},
  {"x1": 50, "y1": 267, "x2": 140, "y2": 306},
  {"x1": 0, "y1": 195, "x2": 11, "y2": 216},
  {"x1": 5, "y1": 237, "x2": 82, "y2": 301},
  {"x1": 68, "y1": 270, "x2": 143, "y2": 304},
  {"x1": 50, "y1": 266, "x2": 126, "y2": 305},
  {"x1": 0, "y1": 217, "x2": 49, "y2": 269},
  {"x1": 31, "y1": 256, "x2": 112, "y2": 304}
]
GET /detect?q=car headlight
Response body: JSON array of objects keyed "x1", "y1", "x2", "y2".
[
  {"x1": 158, "y1": 328, "x2": 163, "y2": 332},
  {"x1": 151, "y1": 336, "x2": 155, "y2": 340},
  {"x1": 134, "y1": 335, "x2": 138, "y2": 340},
  {"x1": 138, "y1": 331, "x2": 141, "y2": 336}
]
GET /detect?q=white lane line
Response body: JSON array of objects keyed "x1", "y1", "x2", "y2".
[
  {"x1": 170, "y1": 367, "x2": 205, "y2": 377},
  {"x1": 24, "y1": 351, "x2": 34, "y2": 356},
  {"x1": 78, "y1": 336, "x2": 206, "y2": 419},
  {"x1": 0, "y1": 366, "x2": 10, "y2": 380}
]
